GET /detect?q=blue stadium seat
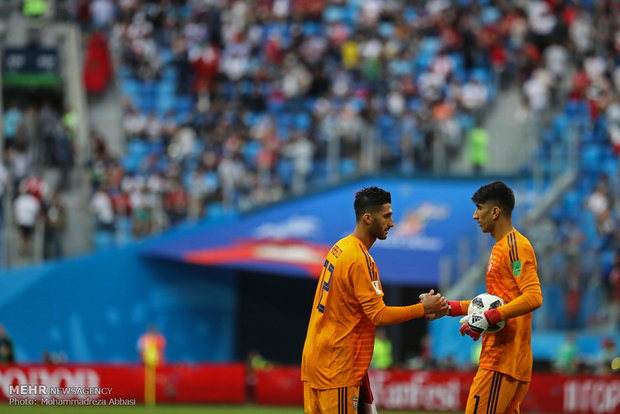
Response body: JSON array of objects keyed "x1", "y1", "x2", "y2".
[
  {"x1": 127, "y1": 139, "x2": 149, "y2": 157},
  {"x1": 93, "y1": 230, "x2": 115, "y2": 251},
  {"x1": 469, "y1": 67, "x2": 491, "y2": 83},
  {"x1": 141, "y1": 82, "x2": 158, "y2": 112},
  {"x1": 276, "y1": 158, "x2": 294, "y2": 186},
  {"x1": 311, "y1": 160, "x2": 329, "y2": 182},
  {"x1": 415, "y1": 52, "x2": 435, "y2": 72},
  {"x1": 539, "y1": 285, "x2": 566, "y2": 328},
  {"x1": 176, "y1": 95, "x2": 194, "y2": 115},
  {"x1": 553, "y1": 113, "x2": 570, "y2": 141},
  {"x1": 562, "y1": 190, "x2": 581, "y2": 220},
  {"x1": 378, "y1": 22, "x2": 395, "y2": 38},
  {"x1": 581, "y1": 144, "x2": 605, "y2": 173},
  {"x1": 482, "y1": 6, "x2": 501, "y2": 24},
  {"x1": 244, "y1": 112, "x2": 262, "y2": 127},
  {"x1": 295, "y1": 112, "x2": 311, "y2": 131},
  {"x1": 565, "y1": 100, "x2": 589, "y2": 123},
  {"x1": 243, "y1": 140, "x2": 261, "y2": 167},
  {"x1": 579, "y1": 285, "x2": 603, "y2": 327},
  {"x1": 323, "y1": 5, "x2": 346, "y2": 23},
  {"x1": 157, "y1": 92, "x2": 175, "y2": 115},
  {"x1": 303, "y1": 21, "x2": 322, "y2": 36},
  {"x1": 340, "y1": 158, "x2": 357, "y2": 177},
  {"x1": 267, "y1": 99, "x2": 285, "y2": 114},
  {"x1": 161, "y1": 66, "x2": 178, "y2": 81},
  {"x1": 404, "y1": 7, "x2": 417, "y2": 23},
  {"x1": 419, "y1": 37, "x2": 442, "y2": 56},
  {"x1": 159, "y1": 48, "x2": 173, "y2": 65},
  {"x1": 121, "y1": 78, "x2": 140, "y2": 98}
]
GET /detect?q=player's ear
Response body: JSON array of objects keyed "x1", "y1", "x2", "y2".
[
  {"x1": 492, "y1": 206, "x2": 501, "y2": 219},
  {"x1": 363, "y1": 212, "x2": 372, "y2": 224}
]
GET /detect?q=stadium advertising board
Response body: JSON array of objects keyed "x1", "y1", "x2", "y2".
[
  {"x1": 2, "y1": 364, "x2": 617, "y2": 412},
  {"x1": 255, "y1": 367, "x2": 620, "y2": 414},
  {"x1": 0, "y1": 364, "x2": 246, "y2": 405}
]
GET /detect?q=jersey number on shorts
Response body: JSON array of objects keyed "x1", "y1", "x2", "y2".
[{"x1": 317, "y1": 260, "x2": 335, "y2": 313}]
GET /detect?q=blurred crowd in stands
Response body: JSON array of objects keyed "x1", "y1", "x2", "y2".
[
  {"x1": 81, "y1": 0, "x2": 514, "y2": 243},
  {"x1": 1, "y1": 1, "x2": 619, "y2": 336},
  {"x1": 1, "y1": 97, "x2": 73, "y2": 261}
]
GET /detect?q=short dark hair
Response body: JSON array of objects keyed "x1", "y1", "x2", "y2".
[
  {"x1": 354, "y1": 186, "x2": 391, "y2": 221},
  {"x1": 472, "y1": 181, "x2": 515, "y2": 216}
]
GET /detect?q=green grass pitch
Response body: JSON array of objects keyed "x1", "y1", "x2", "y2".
[{"x1": 1, "y1": 404, "x2": 459, "y2": 413}]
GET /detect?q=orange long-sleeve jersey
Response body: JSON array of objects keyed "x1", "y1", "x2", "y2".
[
  {"x1": 301, "y1": 235, "x2": 424, "y2": 389},
  {"x1": 461, "y1": 229, "x2": 543, "y2": 382}
]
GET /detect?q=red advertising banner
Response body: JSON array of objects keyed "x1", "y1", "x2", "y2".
[
  {"x1": 255, "y1": 367, "x2": 620, "y2": 414},
  {"x1": 0, "y1": 364, "x2": 246, "y2": 405},
  {"x1": 2, "y1": 364, "x2": 618, "y2": 412}
]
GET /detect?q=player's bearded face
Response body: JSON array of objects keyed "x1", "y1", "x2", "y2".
[{"x1": 370, "y1": 204, "x2": 394, "y2": 240}]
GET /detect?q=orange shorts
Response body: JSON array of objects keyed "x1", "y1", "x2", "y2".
[
  {"x1": 466, "y1": 368, "x2": 530, "y2": 414},
  {"x1": 304, "y1": 383, "x2": 360, "y2": 414}
]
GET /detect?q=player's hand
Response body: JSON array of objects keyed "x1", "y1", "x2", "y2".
[
  {"x1": 459, "y1": 314, "x2": 487, "y2": 341},
  {"x1": 420, "y1": 289, "x2": 448, "y2": 316},
  {"x1": 419, "y1": 294, "x2": 449, "y2": 320},
  {"x1": 459, "y1": 309, "x2": 502, "y2": 341}
]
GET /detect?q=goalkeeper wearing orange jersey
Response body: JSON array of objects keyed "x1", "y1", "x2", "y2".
[
  {"x1": 431, "y1": 181, "x2": 543, "y2": 414},
  {"x1": 301, "y1": 186, "x2": 448, "y2": 414}
]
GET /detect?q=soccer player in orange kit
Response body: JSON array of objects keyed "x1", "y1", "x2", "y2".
[
  {"x1": 301, "y1": 186, "x2": 448, "y2": 414},
  {"x1": 429, "y1": 181, "x2": 543, "y2": 414}
]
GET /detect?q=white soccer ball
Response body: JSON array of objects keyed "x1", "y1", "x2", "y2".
[{"x1": 468, "y1": 293, "x2": 506, "y2": 334}]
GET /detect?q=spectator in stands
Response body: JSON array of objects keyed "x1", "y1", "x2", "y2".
[
  {"x1": 523, "y1": 67, "x2": 551, "y2": 135},
  {"x1": 606, "y1": 97, "x2": 620, "y2": 155},
  {"x1": 564, "y1": 269, "x2": 581, "y2": 331},
  {"x1": 281, "y1": 131, "x2": 314, "y2": 195},
  {"x1": 467, "y1": 124, "x2": 489, "y2": 175},
  {"x1": 3, "y1": 103, "x2": 23, "y2": 151},
  {"x1": 137, "y1": 325, "x2": 166, "y2": 365},
  {"x1": 163, "y1": 177, "x2": 188, "y2": 227},
  {"x1": 606, "y1": 250, "x2": 620, "y2": 331},
  {"x1": 370, "y1": 328, "x2": 393, "y2": 370},
  {"x1": 43, "y1": 190, "x2": 67, "y2": 260},
  {"x1": 586, "y1": 178, "x2": 612, "y2": 218},
  {"x1": 544, "y1": 42, "x2": 570, "y2": 108},
  {"x1": 130, "y1": 181, "x2": 156, "y2": 238},
  {"x1": 90, "y1": 0, "x2": 114, "y2": 30},
  {"x1": 0, "y1": 324, "x2": 14, "y2": 364},
  {"x1": 38, "y1": 101, "x2": 60, "y2": 166},
  {"x1": 90, "y1": 182, "x2": 116, "y2": 247},
  {"x1": 596, "y1": 337, "x2": 618, "y2": 376},
  {"x1": 554, "y1": 333, "x2": 578, "y2": 375},
  {"x1": 13, "y1": 186, "x2": 41, "y2": 257},
  {"x1": 0, "y1": 162, "x2": 8, "y2": 222}
]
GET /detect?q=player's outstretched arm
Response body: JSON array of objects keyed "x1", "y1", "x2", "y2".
[{"x1": 359, "y1": 290, "x2": 448, "y2": 326}]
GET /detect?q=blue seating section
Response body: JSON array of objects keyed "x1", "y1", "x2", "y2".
[{"x1": 532, "y1": 97, "x2": 619, "y2": 331}]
